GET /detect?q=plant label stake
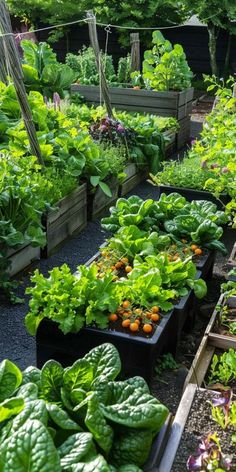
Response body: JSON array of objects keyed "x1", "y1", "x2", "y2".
[{"x1": 86, "y1": 10, "x2": 114, "y2": 118}]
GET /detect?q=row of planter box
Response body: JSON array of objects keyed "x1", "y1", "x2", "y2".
[
  {"x1": 159, "y1": 291, "x2": 236, "y2": 471},
  {"x1": 36, "y1": 251, "x2": 214, "y2": 383},
  {"x1": 71, "y1": 85, "x2": 194, "y2": 149},
  {"x1": 6, "y1": 130, "x2": 176, "y2": 275}
]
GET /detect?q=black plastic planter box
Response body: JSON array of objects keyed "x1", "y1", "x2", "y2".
[
  {"x1": 157, "y1": 184, "x2": 230, "y2": 210},
  {"x1": 36, "y1": 308, "x2": 174, "y2": 384},
  {"x1": 195, "y1": 250, "x2": 215, "y2": 280},
  {"x1": 169, "y1": 270, "x2": 202, "y2": 351}
]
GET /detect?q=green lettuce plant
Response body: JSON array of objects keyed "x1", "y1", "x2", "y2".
[
  {"x1": 101, "y1": 194, "x2": 227, "y2": 254},
  {"x1": 22, "y1": 40, "x2": 78, "y2": 98},
  {"x1": 0, "y1": 345, "x2": 169, "y2": 470}
]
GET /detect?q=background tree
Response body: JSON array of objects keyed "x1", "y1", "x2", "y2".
[
  {"x1": 180, "y1": 0, "x2": 236, "y2": 76},
  {"x1": 7, "y1": 0, "x2": 188, "y2": 46}
]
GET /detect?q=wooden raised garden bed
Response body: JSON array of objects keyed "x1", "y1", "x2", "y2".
[
  {"x1": 6, "y1": 244, "x2": 40, "y2": 277},
  {"x1": 41, "y1": 184, "x2": 87, "y2": 257},
  {"x1": 183, "y1": 333, "x2": 236, "y2": 390},
  {"x1": 87, "y1": 177, "x2": 119, "y2": 220},
  {"x1": 205, "y1": 294, "x2": 236, "y2": 347},
  {"x1": 118, "y1": 163, "x2": 148, "y2": 197},
  {"x1": 71, "y1": 85, "x2": 194, "y2": 148},
  {"x1": 159, "y1": 384, "x2": 236, "y2": 472},
  {"x1": 157, "y1": 184, "x2": 230, "y2": 210}
]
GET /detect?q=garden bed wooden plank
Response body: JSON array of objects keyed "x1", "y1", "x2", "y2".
[
  {"x1": 42, "y1": 184, "x2": 87, "y2": 257},
  {"x1": 7, "y1": 244, "x2": 40, "y2": 277},
  {"x1": 184, "y1": 334, "x2": 236, "y2": 390},
  {"x1": 228, "y1": 242, "x2": 236, "y2": 267},
  {"x1": 72, "y1": 85, "x2": 194, "y2": 116},
  {"x1": 159, "y1": 383, "x2": 197, "y2": 472}
]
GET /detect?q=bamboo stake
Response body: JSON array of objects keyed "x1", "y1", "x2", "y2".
[
  {"x1": 86, "y1": 11, "x2": 113, "y2": 118},
  {"x1": 0, "y1": 0, "x2": 44, "y2": 165}
]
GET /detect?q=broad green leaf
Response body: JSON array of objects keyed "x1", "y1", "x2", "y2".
[
  {"x1": 68, "y1": 454, "x2": 111, "y2": 471},
  {"x1": 98, "y1": 181, "x2": 112, "y2": 197},
  {"x1": 41, "y1": 360, "x2": 64, "y2": 403},
  {"x1": 84, "y1": 343, "x2": 121, "y2": 382},
  {"x1": 111, "y1": 428, "x2": 153, "y2": 467},
  {"x1": 0, "y1": 360, "x2": 22, "y2": 402},
  {"x1": 58, "y1": 432, "x2": 95, "y2": 467},
  {"x1": 10, "y1": 399, "x2": 48, "y2": 435},
  {"x1": 16, "y1": 383, "x2": 38, "y2": 401},
  {"x1": 63, "y1": 359, "x2": 94, "y2": 393},
  {"x1": 0, "y1": 397, "x2": 24, "y2": 423},
  {"x1": 4, "y1": 419, "x2": 61, "y2": 471},
  {"x1": 46, "y1": 403, "x2": 82, "y2": 431},
  {"x1": 85, "y1": 394, "x2": 113, "y2": 454},
  {"x1": 102, "y1": 382, "x2": 169, "y2": 432}
]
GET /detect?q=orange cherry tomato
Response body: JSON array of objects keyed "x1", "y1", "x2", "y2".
[
  {"x1": 108, "y1": 314, "x2": 118, "y2": 322},
  {"x1": 125, "y1": 265, "x2": 132, "y2": 273},
  {"x1": 152, "y1": 306, "x2": 159, "y2": 313},
  {"x1": 121, "y1": 257, "x2": 129, "y2": 264},
  {"x1": 194, "y1": 248, "x2": 203, "y2": 256},
  {"x1": 134, "y1": 308, "x2": 142, "y2": 315},
  {"x1": 151, "y1": 313, "x2": 160, "y2": 322},
  {"x1": 122, "y1": 300, "x2": 130, "y2": 309},
  {"x1": 115, "y1": 261, "x2": 123, "y2": 269},
  {"x1": 190, "y1": 244, "x2": 198, "y2": 251},
  {"x1": 143, "y1": 324, "x2": 153, "y2": 333},
  {"x1": 122, "y1": 319, "x2": 131, "y2": 328},
  {"x1": 130, "y1": 322, "x2": 139, "y2": 332}
]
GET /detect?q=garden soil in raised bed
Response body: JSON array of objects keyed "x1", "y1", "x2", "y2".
[{"x1": 171, "y1": 390, "x2": 236, "y2": 472}]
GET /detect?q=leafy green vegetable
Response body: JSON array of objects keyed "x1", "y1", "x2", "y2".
[{"x1": 0, "y1": 346, "x2": 169, "y2": 470}]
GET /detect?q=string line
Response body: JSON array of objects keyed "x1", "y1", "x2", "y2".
[{"x1": 0, "y1": 12, "x2": 223, "y2": 39}]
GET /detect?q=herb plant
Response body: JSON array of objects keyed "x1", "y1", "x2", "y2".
[{"x1": 0, "y1": 344, "x2": 169, "y2": 469}]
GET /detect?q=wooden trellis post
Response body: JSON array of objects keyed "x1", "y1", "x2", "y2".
[
  {"x1": 0, "y1": 0, "x2": 44, "y2": 165},
  {"x1": 130, "y1": 33, "x2": 140, "y2": 72},
  {"x1": 86, "y1": 11, "x2": 114, "y2": 118}
]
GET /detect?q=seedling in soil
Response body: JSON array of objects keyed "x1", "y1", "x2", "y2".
[
  {"x1": 208, "y1": 349, "x2": 236, "y2": 387},
  {"x1": 155, "y1": 353, "x2": 179, "y2": 380},
  {"x1": 211, "y1": 390, "x2": 236, "y2": 430}
]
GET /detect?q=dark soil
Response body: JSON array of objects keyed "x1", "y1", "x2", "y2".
[{"x1": 171, "y1": 390, "x2": 236, "y2": 472}]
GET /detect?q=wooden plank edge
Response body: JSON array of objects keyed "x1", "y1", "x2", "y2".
[
  {"x1": 183, "y1": 335, "x2": 215, "y2": 390},
  {"x1": 158, "y1": 383, "x2": 197, "y2": 472}
]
